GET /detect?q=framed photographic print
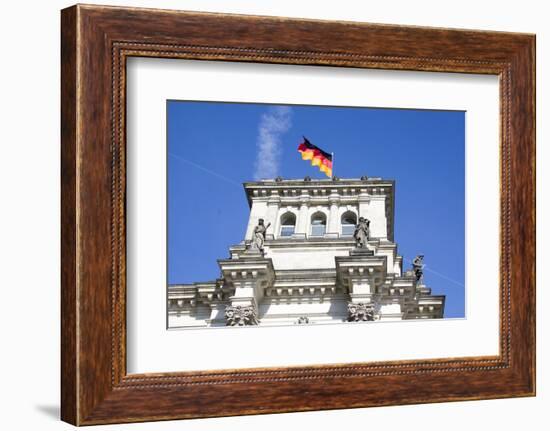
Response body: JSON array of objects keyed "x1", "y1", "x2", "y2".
[{"x1": 61, "y1": 4, "x2": 535, "y2": 425}]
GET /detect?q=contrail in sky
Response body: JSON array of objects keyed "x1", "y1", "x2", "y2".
[
  {"x1": 169, "y1": 152, "x2": 241, "y2": 187},
  {"x1": 403, "y1": 257, "x2": 464, "y2": 288},
  {"x1": 253, "y1": 106, "x2": 292, "y2": 180}
]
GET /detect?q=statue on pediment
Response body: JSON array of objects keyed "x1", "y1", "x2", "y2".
[
  {"x1": 250, "y1": 218, "x2": 271, "y2": 253},
  {"x1": 412, "y1": 254, "x2": 425, "y2": 282},
  {"x1": 353, "y1": 217, "x2": 370, "y2": 248}
]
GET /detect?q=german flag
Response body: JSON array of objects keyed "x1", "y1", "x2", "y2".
[{"x1": 297, "y1": 137, "x2": 333, "y2": 177}]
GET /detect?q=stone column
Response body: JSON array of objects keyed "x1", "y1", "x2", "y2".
[
  {"x1": 368, "y1": 195, "x2": 388, "y2": 240},
  {"x1": 336, "y1": 252, "x2": 387, "y2": 321},
  {"x1": 265, "y1": 193, "x2": 280, "y2": 240},
  {"x1": 326, "y1": 190, "x2": 340, "y2": 238},
  {"x1": 294, "y1": 192, "x2": 309, "y2": 239},
  {"x1": 218, "y1": 256, "x2": 275, "y2": 326},
  {"x1": 357, "y1": 188, "x2": 370, "y2": 220}
]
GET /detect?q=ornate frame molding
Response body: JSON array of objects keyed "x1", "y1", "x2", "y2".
[{"x1": 61, "y1": 4, "x2": 535, "y2": 425}]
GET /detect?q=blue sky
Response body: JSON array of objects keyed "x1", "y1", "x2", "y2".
[{"x1": 167, "y1": 101, "x2": 465, "y2": 318}]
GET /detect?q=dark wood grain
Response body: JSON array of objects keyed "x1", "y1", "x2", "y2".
[
  {"x1": 60, "y1": 5, "x2": 78, "y2": 425},
  {"x1": 61, "y1": 4, "x2": 535, "y2": 425}
]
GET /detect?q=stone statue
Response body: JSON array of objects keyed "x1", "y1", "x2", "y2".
[
  {"x1": 412, "y1": 254, "x2": 425, "y2": 282},
  {"x1": 353, "y1": 217, "x2": 370, "y2": 248},
  {"x1": 251, "y1": 218, "x2": 271, "y2": 253}
]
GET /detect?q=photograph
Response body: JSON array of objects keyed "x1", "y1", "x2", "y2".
[{"x1": 167, "y1": 101, "x2": 465, "y2": 328}]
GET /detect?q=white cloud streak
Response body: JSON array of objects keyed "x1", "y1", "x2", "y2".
[{"x1": 253, "y1": 106, "x2": 292, "y2": 180}]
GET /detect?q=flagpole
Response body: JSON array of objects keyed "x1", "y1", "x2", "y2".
[{"x1": 331, "y1": 152, "x2": 334, "y2": 178}]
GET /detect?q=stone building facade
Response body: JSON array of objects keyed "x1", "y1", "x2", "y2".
[{"x1": 168, "y1": 177, "x2": 445, "y2": 328}]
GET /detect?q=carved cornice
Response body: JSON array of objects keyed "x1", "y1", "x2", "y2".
[
  {"x1": 218, "y1": 256, "x2": 276, "y2": 290},
  {"x1": 243, "y1": 178, "x2": 394, "y2": 211}
]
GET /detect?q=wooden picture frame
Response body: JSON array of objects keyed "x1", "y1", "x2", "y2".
[{"x1": 61, "y1": 4, "x2": 535, "y2": 425}]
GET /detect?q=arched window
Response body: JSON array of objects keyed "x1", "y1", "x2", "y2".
[
  {"x1": 310, "y1": 212, "x2": 327, "y2": 237},
  {"x1": 341, "y1": 211, "x2": 357, "y2": 237},
  {"x1": 279, "y1": 212, "x2": 296, "y2": 237}
]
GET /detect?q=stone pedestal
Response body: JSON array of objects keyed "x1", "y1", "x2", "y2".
[
  {"x1": 218, "y1": 254, "x2": 275, "y2": 325},
  {"x1": 336, "y1": 248, "x2": 387, "y2": 321},
  {"x1": 349, "y1": 247, "x2": 374, "y2": 257}
]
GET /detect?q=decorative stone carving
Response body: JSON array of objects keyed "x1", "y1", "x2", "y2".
[
  {"x1": 353, "y1": 217, "x2": 370, "y2": 248},
  {"x1": 303, "y1": 176, "x2": 312, "y2": 182},
  {"x1": 347, "y1": 302, "x2": 375, "y2": 322},
  {"x1": 225, "y1": 305, "x2": 259, "y2": 326},
  {"x1": 275, "y1": 176, "x2": 284, "y2": 182},
  {"x1": 412, "y1": 254, "x2": 424, "y2": 283},
  {"x1": 296, "y1": 316, "x2": 310, "y2": 324},
  {"x1": 361, "y1": 175, "x2": 369, "y2": 181},
  {"x1": 249, "y1": 218, "x2": 271, "y2": 253}
]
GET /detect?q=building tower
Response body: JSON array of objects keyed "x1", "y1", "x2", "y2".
[{"x1": 168, "y1": 177, "x2": 445, "y2": 328}]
